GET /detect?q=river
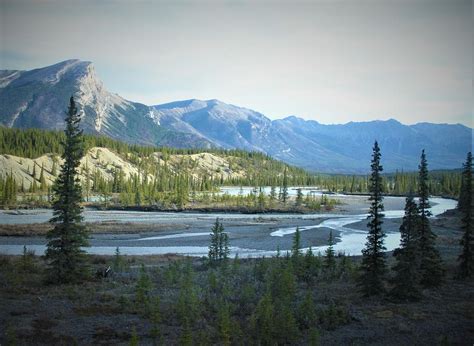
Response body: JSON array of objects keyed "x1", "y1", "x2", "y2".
[{"x1": 0, "y1": 189, "x2": 457, "y2": 257}]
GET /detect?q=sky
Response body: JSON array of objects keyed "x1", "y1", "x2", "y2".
[{"x1": 0, "y1": 0, "x2": 472, "y2": 127}]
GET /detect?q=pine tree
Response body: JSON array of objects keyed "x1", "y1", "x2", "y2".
[
  {"x1": 51, "y1": 159, "x2": 57, "y2": 176},
  {"x1": 252, "y1": 292, "x2": 274, "y2": 344},
  {"x1": 135, "y1": 263, "x2": 153, "y2": 309},
  {"x1": 150, "y1": 295, "x2": 162, "y2": 343},
  {"x1": 134, "y1": 189, "x2": 142, "y2": 207},
  {"x1": 416, "y1": 150, "x2": 444, "y2": 287},
  {"x1": 457, "y1": 152, "x2": 473, "y2": 278},
  {"x1": 1, "y1": 172, "x2": 17, "y2": 207},
  {"x1": 281, "y1": 167, "x2": 289, "y2": 204},
  {"x1": 176, "y1": 261, "x2": 199, "y2": 327},
  {"x1": 39, "y1": 163, "x2": 46, "y2": 191},
  {"x1": 208, "y1": 218, "x2": 220, "y2": 262},
  {"x1": 45, "y1": 97, "x2": 89, "y2": 283},
  {"x1": 258, "y1": 190, "x2": 265, "y2": 210},
  {"x1": 390, "y1": 196, "x2": 421, "y2": 300},
  {"x1": 217, "y1": 222, "x2": 230, "y2": 260},
  {"x1": 297, "y1": 291, "x2": 317, "y2": 329},
  {"x1": 208, "y1": 218, "x2": 230, "y2": 264},
  {"x1": 269, "y1": 185, "x2": 277, "y2": 205},
  {"x1": 457, "y1": 152, "x2": 472, "y2": 213},
  {"x1": 83, "y1": 162, "x2": 90, "y2": 202},
  {"x1": 324, "y1": 230, "x2": 336, "y2": 273},
  {"x1": 358, "y1": 141, "x2": 386, "y2": 296},
  {"x1": 295, "y1": 188, "x2": 303, "y2": 206},
  {"x1": 291, "y1": 226, "x2": 301, "y2": 259},
  {"x1": 30, "y1": 180, "x2": 37, "y2": 193},
  {"x1": 217, "y1": 301, "x2": 232, "y2": 346}
]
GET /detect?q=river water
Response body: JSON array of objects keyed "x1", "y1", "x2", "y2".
[{"x1": 0, "y1": 189, "x2": 457, "y2": 257}]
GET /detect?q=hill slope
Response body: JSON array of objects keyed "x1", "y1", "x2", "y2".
[{"x1": 0, "y1": 147, "x2": 254, "y2": 190}]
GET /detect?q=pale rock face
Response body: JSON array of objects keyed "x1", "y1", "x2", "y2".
[
  {"x1": 0, "y1": 147, "x2": 246, "y2": 190},
  {"x1": 0, "y1": 70, "x2": 22, "y2": 88},
  {"x1": 0, "y1": 60, "x2": 210, "y2": 149}
]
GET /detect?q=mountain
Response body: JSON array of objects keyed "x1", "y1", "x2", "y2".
[
  {"x1": 151, "y1": 99, "x2": 272, "y2": 152},
  {"x1": 1, "y1": 60, "x2": 471, "y2": 173},
  {"x1": 0, "y1": 60, "x2": 211, "y2": 149},
  {"x1": 151, "y1": 100, "x2": 472, "y2": 173}
]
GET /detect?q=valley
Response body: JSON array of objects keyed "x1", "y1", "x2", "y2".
[{"x1": 1, "y1": 2, "x2": 472, "y2": 345}]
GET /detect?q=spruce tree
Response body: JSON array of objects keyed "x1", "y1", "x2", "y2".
[
  {"x1": 45, "y1": 97, "x2": 89, "y2": 283},
  {"x1": 51, "y1": 159, "x2": 57, "y2": 176},
  {"x1": 281, "y1": 167, "x2": 289, "y2": 204},
  {"x1": 208, "y1": 218, "x2": 230, "y2": 264},
  {"x1": 39, "y1": 163, "x2": 46, "y2": 191},
  {"x1": 291, "y1": 226, "x2": 301, "y2": 258},
  {"x1": 457, "y1": 152, "x2": 473, "y2": 278},
  {"x1": 416, "y1": 150, "x2": 444, "y2": 287},
  {"x1": 324, "y1": 230, "x2": 336, "y2": 273},
  {"x1": 269, "y1": 185, "x2": 277, "y2": 206},
  {"x1": 295, "y1": 188, "x2": 303, "y2": 206},
  {"x1": 390, "y1": 195, "x2": 421, "y2": 300},
  {"x1": 358, "y1": 141, "x2": 386, "y2": 296},
  {"x1": 457, "y1": 152, "x2": 472, "y2": 213},
  {"x1": 209, "y1": 218, "x2": 220, "y2": 262}
]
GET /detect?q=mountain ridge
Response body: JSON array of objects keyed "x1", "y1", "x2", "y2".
[{"x1": 1, "y1": 60, "x2": 472, "y2": 173}]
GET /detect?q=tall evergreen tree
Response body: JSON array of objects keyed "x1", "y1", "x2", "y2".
[
  {"x1": 1, "y1": 172, "x2": 17, "y2": 207},
  {"x1": 281, "y1": 167, "x2": 289, "y2": 204},
  {"x1": 208, "y1": 218, "x2": 230, "y2": 264},
  {"x1": 51, "y1": 159, "x2": 57, "y2": 176},
  {"x1": 358, "y1": 141, "x2": 386, "y2": 296},
  {"x1": 291, "y1": 226, "x2": 301, "y2": 259},
  {"x1": 416, "y1": 150, "x2": 444, "y2": 287},
  {"x1": 324, "y1": 230, "x2": 336, "y2": 273},
  {"x1": 390, "y1": 195, "x2": 421, "y2": 300},
  {"x1": 269, "y1": 185, "x2": 277, "y2": 205},
  {"x1": 295, "y1": 188, "x2": 303, "y2": 206},
  {"x1": 45, "y1": 97, "x2": 89, "y2": 283},
  {"x1": 39, "y1": 163, "x2": 46, "y2": 191},
  {"x1": 457, "y1": 152, "x2": 473, "y2": 278},
  {"x1": 457, "y1": 152, "x2": 472, "y2": 213}
]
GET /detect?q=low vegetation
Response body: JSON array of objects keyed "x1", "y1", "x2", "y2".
[{"x1": 0, "y1": 214, "x2": 472, "y2": 345}]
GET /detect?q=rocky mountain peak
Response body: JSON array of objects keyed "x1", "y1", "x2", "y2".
[{"x1": 1, "y1": 60, "x2": 471, "y2": 173}]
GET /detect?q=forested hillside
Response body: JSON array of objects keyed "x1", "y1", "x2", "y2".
[{"x1": 0, "y1": 127, "x2": 464, "y2": 209}]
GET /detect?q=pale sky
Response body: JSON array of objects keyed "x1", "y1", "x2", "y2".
[{"x1": 0, "y1": 0, "x2": 472, "y2": 127}]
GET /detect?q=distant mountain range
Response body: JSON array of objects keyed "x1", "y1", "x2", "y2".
[{"x1": 1, "y1": 59, "x2": 472, "y2": 173}]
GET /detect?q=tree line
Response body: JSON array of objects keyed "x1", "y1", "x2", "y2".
[
  {"x1": 359, "y1": 143, "x2": 473, "y2": 299},
  {"x1": 0, "y1": 126, "x2": 464, "y2": 210}
]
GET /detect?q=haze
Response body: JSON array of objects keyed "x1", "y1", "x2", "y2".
[{"x1": 0, "y1": 0, "x2": 472, "y2": 127}]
